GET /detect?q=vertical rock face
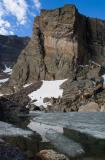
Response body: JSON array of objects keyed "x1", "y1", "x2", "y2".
[
  {"x1": 0, "y1": 35, "x2": 30, "y2": 71},
  {"x1": 9, "y1": 5, "x2": 105, "y2": 87}
]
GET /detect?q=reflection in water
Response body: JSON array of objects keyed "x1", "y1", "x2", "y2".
[
  {"x1": 64, "y1": 128, "x2": 105, "y2": 159},
  {"x1": 1, "y1": 114, "x2": 105, "y2": 160}
]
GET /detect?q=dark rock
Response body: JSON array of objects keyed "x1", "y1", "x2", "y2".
[
  {"x1": 0, "y1": 143, "x2": 26, "y2": 160},
  {"x1": 43, "y1": 97, "x2": 51, "y2": 103},
  {"x1": 0, "y1": 96, "x2": 27, "y2": 122},
  {"x1": 0, "y1": 35, "x2": 30, "y2": 72},
  {"x1": 0, "y1": 81, "x2": 42, "y2": 121}
]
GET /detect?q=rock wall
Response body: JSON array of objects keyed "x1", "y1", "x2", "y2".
[{"x1": 9, "y1": 5, "x2": 105, "y2": 87}]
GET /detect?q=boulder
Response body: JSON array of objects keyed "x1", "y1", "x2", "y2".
[
  {"x1": 78, "y1": 102, "x2": 100, "y2": 112},
  {"x1": 0, "y1": 143, "x2": 26, "y2": 160},
  {"x1": 37, "y1": 149, "x2": 69, "y2": 160}
]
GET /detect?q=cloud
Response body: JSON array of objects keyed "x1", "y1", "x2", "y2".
[
  {"x1": 0, "y1": 0, "x2": 42, "y2": 35},
  {"x1": 33, "y1": 0, "x2": 41, "y2": 11},
  {"x1": 3, "y1": 0, "x2": 28, "y2": 24},
  {"x1": 0, "y1": 2, "x2": 11, "y2": 35}
]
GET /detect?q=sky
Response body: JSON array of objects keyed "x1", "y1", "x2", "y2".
[{"x1": 0, "y1": 0, "x2": 105, "y2": 37}]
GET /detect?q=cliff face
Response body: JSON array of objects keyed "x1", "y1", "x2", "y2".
[
  {"x1": 9, "y1": 5, "x2": 105, "y2": 87},
  {"x1": 0, "y1": 35, "x2": 30, "y2": 71}
]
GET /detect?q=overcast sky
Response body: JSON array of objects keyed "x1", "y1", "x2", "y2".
[{"x1": 0, "y1": 0, "x2": 105, "y2": 37}]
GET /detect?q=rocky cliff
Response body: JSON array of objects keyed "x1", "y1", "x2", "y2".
[
  {"x1": 0, "y1": 35, "x2": 30, "y2": 71},
  {"x1": 9, "y1": 4, "x2": 105, "y2": 87}
]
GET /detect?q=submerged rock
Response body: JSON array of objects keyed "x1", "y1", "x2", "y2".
[{"x1": 46, "y1": 129, "x2": 84, "y2": 158}]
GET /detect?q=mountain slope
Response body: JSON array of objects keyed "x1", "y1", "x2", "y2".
[{"x1": 0, "y1": 35, "x2": 30, "y2": 72}]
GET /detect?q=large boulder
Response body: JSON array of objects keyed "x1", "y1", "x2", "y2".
[
  {"x1": 78, "y1": 102, "x2": 100, "y2": 112},
  {"x1": 0, "y1": 143, "x2": 26, "y2": 160}
]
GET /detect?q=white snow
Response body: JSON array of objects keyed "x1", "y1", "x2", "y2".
[
  {"x1": 28, "y1": 121, "x2": 63, "y2": 142},
  {"x1": 28, "y1": 79, "x2": 67, "y2": 108},
  {"x1": 0, "y1": 78, "x2": 9, "y2": 83},
  {"x1": 102, "y1": 74, "x2": 105, "y2": 84},
  {"x1": 23, "y1": 83, "x2": 32, "y2": 88},
  {"x1": 3, "y1": 65, "x2": 12, "y2": 75},
  {"x1": 0, "y1": 94, "x2": 4, "y2": 97}
]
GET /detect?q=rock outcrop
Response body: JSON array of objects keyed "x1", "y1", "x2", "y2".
[
  {"x1": 0, "y1": 143, "x2": 27, "y2": 160},
  {"x1": 9, "y1": 4, "x2": 105, "y2": 87},
  {"x1": 0, "y1": 35, "x2": 29, "y2": 72}
]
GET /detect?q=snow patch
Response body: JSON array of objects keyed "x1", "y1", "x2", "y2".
[
  {"x1": 102, "y1": 74, "x2": 105, "y2": 84},
  {"x1": 0, "y1": 78, "x2": 9, "y2": 83},
  {"x1": 3, "y1": 65, "x2": 12, "y2": 75},
  {"x1": 28, "y1": 79, "x2": 67, "y2": 108},
  {"x1": 23, "y1": 83, "x2": 32, "y2": 88}
]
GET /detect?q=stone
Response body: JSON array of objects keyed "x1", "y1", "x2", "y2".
[
  {"x1": 0, "y1": 81, "x2": 42, "y2": 122},
  {"x1": 0, "y1": 144, "x2": 27, "y2": 160},
  {"x1": 37, "y1": 149, "x2": 69, "y2": 160},
  {"x1": 43, "y1": 97, "x2": 51, "y2": 103},
  {"x1": 78, "y1": 102, "x2": 100, "y2": 112},
  {"x1": 100, "y1": 104, "x2": 105, "y2": 112}
]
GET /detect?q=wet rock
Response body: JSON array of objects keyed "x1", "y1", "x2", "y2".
[
  {"x1": 0, "y1": 81, "x2": 42, "y2": 122},
  {"x1": 0, "y1": 143, "x2": 27, "y2": 160},
  {"x1": 78, "y1": 102, "x2": 100, "y2": 112},
  {"x1": 25, "y1": 150, "x2": 34, "y2": 159},
  {"x1": 37, "y1": 149, "x2": 69, "y2": 160},
  {"x1": 0, "y1": 96, "x2": 24, "y2": 122}
]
